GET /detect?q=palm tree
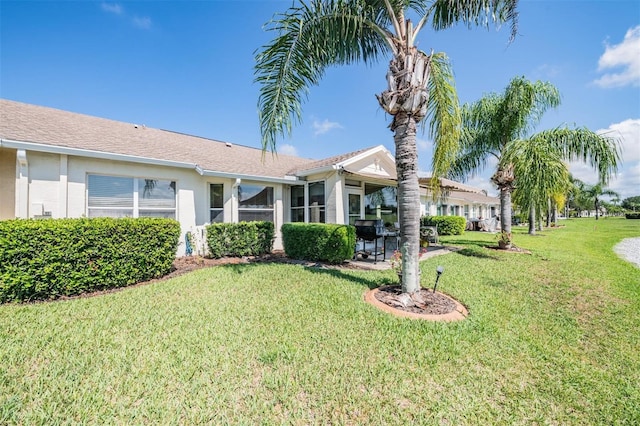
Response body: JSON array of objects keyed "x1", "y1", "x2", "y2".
[
  {"x1": 255, "y1": 0, "x2": 518, "y2": 294},
  {"x1": 449, "y1": 76, "x2": 620, "y2": 245},
  {"x1": 581, "y1": 182, "x2": 619, "y2": 220},
  {"x1": 503, "y1": 136, "x2": 570, "y2": 235}
]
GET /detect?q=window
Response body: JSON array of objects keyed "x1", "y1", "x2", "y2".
[
  {"x1": 290, "y1": 185, "x2": 305, "y2": 222},
  {"x1": 88, "y1": 175, "x2": 176, "y2": 218},
  {"x1": 238, "y1": 184, "x2": 273, "y2": 222},
  {"x1": 210, "y1": 183, "x2": 224, "y2": 222},
  {"x1": 308, "y1": 181, "x2": 325, "y2": 223}
]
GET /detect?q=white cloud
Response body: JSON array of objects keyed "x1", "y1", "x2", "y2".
[
  {"x1": 532, "y1": 63, "x2": 561, "y2": 80},
  {"x1": 279, "y1": 144, "x2": 298, "y2": 156},
  {"x1": 605, "y1": 118, "x2": 640, "y2": 163},
  {"x1": 101, "y1": 3, "x2": 152, "y2": 30},
  {"x1": 416, "y1": 137, "x2": 430, "y2": 151},
  {"x1": 593, "y1": 26, "x2": 640, "y2": 88},
  {"x1": 312, "y1": 118, "x2": 342, "y2": 136},
  {"x1": 132, "y1": 16, "x2": 152, "y2": 30},
  {"x1": 101, "y1": 2, "x2": 122, "y2": 15},
  {"x1": 570, "y1": 118, "x2": 640, "y2": 199}
]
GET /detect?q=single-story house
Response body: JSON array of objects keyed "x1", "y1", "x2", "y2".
[{"x1": 0, "y1": 99, "x2": 499, "y2": 255}]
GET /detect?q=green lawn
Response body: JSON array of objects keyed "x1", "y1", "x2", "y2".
[{"x1": 1, "y1": 218, "x2": 639, "y2": 424}]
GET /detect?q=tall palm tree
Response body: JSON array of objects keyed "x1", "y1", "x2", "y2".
[
  {"x1": 449, "y1": 76, "x2": 620, "y2": 245},
  {"x1": 255, "y1": 0, "x2": 518, "y2": 294}
]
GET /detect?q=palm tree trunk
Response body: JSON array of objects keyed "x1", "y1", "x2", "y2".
[
  {"x1": 528, "y1": 205, "x2": 536, "y2": 235},
  {"x1": 499, "y1": 187, "x2": 512, "y2": 236},
  {"x1": 546, "y1": 198, "x2": 551, "y2": 227},
  {"x1": 393, "y1": 112, "x2": 421, "y2": 294},
  {"x1": 595, "y1": 197, "x2": 600, "y2": 220}
]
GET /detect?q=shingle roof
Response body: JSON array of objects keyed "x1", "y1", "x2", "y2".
[
  {"x1": 288, "y1": 146, "x2": 377, "y2": 175},
  {"x1": 0, "y1": 99, "x2": 316, "y2": 179},
  {"x1": 445, "y1": 190, "x2": 499, "y2": 204}
]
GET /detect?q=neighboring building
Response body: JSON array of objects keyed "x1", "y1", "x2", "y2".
[
  {"x1": 0, "y1": 99, "x2": 499, "y2": 255},
  {"x1": 419, "y1": 175, "x2": 499, "y2": 220}
]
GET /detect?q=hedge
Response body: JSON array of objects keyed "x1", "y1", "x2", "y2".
[
  {"x1": 282, "y1": 223, "x2": 355, "y2": 264},
  {"x1": 206, "y1": 221, "x2": 274, "y2": 258},
  {"x1": 420, "y1": 215, "x2": 466, "y2": 235},
  {"x1": 625, "y1": 212, "x2": 640, "y2": 219},
  {"x1": 0, "y1": 218, "x2": 180, "y2": 303}
]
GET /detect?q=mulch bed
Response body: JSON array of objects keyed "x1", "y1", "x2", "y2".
[{"x1": 373, "y1": 285, "x2": 457, "y2": 315}]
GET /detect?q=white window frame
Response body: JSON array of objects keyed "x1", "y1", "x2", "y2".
[
  {"x1": 237, "y1": 183, "x2": 274, "y2": 223},
  {"x1": 209, "y1": 183, "x2": 224, "y2": 223},
  {"x1": 87, "y1": 174, "x2": 176, "y2": 219}
]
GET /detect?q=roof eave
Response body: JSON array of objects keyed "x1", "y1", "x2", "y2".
[{"x1": 0, "y1": 138, "x2": 196, "y2": 170}]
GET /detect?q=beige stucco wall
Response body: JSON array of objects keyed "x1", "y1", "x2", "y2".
[
  {"x1": 0, "y1": 148, "x2": 16, "y2": 219},
  {"x1": 15, "y1": 151, "x2": 289, "y2": 254}
]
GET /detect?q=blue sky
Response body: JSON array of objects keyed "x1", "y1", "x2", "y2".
[{"x1": 1, "y1": 0, "x2": 639, "y2": 199}]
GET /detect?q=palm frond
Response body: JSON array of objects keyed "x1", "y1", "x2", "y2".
[
  {"x1": 255, "y1": 0, "x2": 390, "y2": 153},
  {"x1": 536, "y1": 126, "x2": 621, "y2": 184},
  {"x1": 430, "y1": 0, "x2": 519, "y2": 41},
  {"x1": 425, "y1": 52, "x2": 461, "y2": 189}
]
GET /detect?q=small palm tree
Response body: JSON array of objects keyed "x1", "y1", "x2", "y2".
[
  {"x1": 581, "y1": 182, "x2": 619, "y2": 220},
  {"x1": 450, "y1": 76, "x2": 620, "y2": 245},
  {"x1": 255, "y1": 0, "x2": 518, "y2": 294}
]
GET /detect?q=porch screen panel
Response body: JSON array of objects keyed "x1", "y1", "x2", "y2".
[
  {"x1": 290, "y1": 185, "x2": 304, "y2": 222},
  {"x1": 138, "y1": 178, "x2": 176, "y2": 219},
  {"x1": 88, "y1": 175, "x2": 133, "y2": 218},
  {"x1": 364, "y1": 184, "x2": 397, "y2": 226},
  {"x1": 210, "y1": 183, "x2": 224, "y2": 222},
  {"x1": 308, "y1": 181, "x2": 325, "y2": 223},
  {"x1": 238, "y1": 184, "x2": 274, "y2": 223}
]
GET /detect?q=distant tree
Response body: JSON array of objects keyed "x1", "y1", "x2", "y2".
[
  {"x1": 449, "y1": 77, "x2": 620, "y2": 244},
  {"x1": 580, "y1": 182, "x2": 619, "y2": 220},
  {"x1": 622, "y1": 196, "x2": 640, "y2": 211}
]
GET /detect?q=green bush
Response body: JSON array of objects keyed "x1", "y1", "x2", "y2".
[
  {"x1": 421, "y1": 215, "x2": 466, "y2": 235},
  {"x1": 0, "y1": 218, "x2": 180, "y2": 303},
  {"x1": 206, "y1": 221, "x2": 274, "y2": 258},
  {"x1": 282, "y1": 223, "x2": 355, "y2": 264},
  {"x1": 625, "y1": 212, "x2": 640, "y2": 219}
]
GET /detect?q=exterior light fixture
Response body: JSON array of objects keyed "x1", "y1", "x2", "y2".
[{"x1": 433, "y1": 265, "x2": 444, "y2": 293}]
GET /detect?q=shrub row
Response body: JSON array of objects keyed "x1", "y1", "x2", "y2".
[
  {"x1": 206, "y1": 221, "x2": 274, "y2": 258},
  {"x1": 281, "y1": 223, "x2": 355, "y2": 264},
  {"x1": 625, "y1": 212, "x2": 640, "y2": 219},
  {"x1": 0, "y1": 218, "x2": 180, "y2": 303},
  {"x1": 421, "y1": 215, "x2": 466, "y2": 235}
]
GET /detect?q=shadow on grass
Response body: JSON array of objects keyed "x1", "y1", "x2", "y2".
[
  {"x1": 219, "y1": 260, "x2": 389, "y2": 290},
  {"x1": 453, "y1": 246, "x2": 501, "y2": 260}
]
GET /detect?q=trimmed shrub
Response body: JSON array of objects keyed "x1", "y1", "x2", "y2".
[
  {"x1": 421, "y1": 215, "x2": 466, "y2": 236},
  {"x1": 206, "y1": 221, "x2": 274, "y2": 258},
  {"x1": 625, "y1": 212, "x2": 640, "y2": 219},
  {"x1": 282, "y1": 223, "x2": 355, "y2": 264},
  {"x1": 0, "y1": 218, "x2": 180, "y2": 303}
]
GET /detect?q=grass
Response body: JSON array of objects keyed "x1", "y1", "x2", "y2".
[{"x1": 1, "y1": 218, "x2": 639, "y2": 424}]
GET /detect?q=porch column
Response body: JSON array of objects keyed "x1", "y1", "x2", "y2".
[{"x1": 16, "y1": 149, "x2": 28, "y2": 218}]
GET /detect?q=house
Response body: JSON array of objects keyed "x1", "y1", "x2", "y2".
[{"x1": 0, "y1": 99, "x2": 499, "y2": 255}]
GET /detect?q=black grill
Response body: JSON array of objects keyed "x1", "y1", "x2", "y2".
[
  {"x1": 354, "y1": 219, "x2": 395, "y2": 263},
  {"x1": 354, "y1": 219, "x2": 386, "y2": 241}
]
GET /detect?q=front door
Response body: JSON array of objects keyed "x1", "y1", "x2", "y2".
[{"x1": 345, "y1": 188, "x2": 363, "y2": 225}]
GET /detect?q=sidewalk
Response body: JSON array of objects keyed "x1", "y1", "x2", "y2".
[{"x1": 347, "y1": 244, "x2": 453, "y2": 271}]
